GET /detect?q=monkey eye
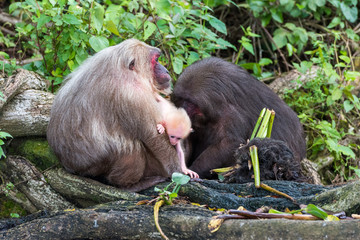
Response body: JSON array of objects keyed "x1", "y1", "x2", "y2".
[
  {"x1": 170, "y1": 136, "x2": 181, "y2": 141},
  {"x1": 129, "y1": 59, "x2": 135, "y2": 70}
]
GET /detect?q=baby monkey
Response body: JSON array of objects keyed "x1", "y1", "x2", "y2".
[{"x1": 156, "y1": 95, "x2": 199, "y2": 179}]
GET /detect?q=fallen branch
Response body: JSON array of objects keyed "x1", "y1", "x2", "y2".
[{"x1": 227, "y1": 209, "x2": 320, "y2": 220}]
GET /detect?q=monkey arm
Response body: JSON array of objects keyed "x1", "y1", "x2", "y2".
[{"x1": 176, "y1": 142, "x2": 199, "y2": 179}]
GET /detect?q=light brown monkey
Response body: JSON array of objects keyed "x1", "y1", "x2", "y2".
[
  {"x1": 47, "y1": 39, "x2": 182, "y2": 192},
  {"x1": 156, "y1": 95, "x2": 199, "y2": 179}
]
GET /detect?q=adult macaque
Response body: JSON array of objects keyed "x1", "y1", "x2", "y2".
[
  {"x1": 47, "y1": 39, "x2": 182, "y2": 191},
  {"x1": 172, "y1": 57, "x2": 306, "y2": 180},
  {"x1": 156, "y1": 95, "x2": 199, "y2": 179}
]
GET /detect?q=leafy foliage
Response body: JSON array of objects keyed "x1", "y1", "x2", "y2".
[
  {"x1": 283, "y1": 41, "x2": 360, "y2": 182},
  {"x1": 0, "y1": 130, "x2": 12, "y2": 159},
  {"x1": 7, "y1": 0, "x2": 234, "y2": 91},
  {"x1": 154, "y1": 172, "x2": 190, "y2": 205}
]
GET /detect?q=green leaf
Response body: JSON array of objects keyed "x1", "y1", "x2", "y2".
[
  {"x1": 0, "y1": 131, "x2": 12, "y2": 139},
  {"x1": 172, "y1": 57, "x2": 183, "y2": 74},
  {"x1": 305, "y1": 204, "x2": 328, "y2": 220},
  {"x1": 315, "y1": 0, "x2": 326, "y2": 7},
  {"x1": 105, "y1": 20, "x2": 120, "y2": 36},
  {"x1": 89, "y1": 36, "x2": 109, "y2": 52},
  {"x1": 10, "y1": 213, "x2": 20, "y2": 218},
  {"x1": 344, "y1": 100, "x2": 354, "y2": 113},
  {"x1": 286, "y1": 43, "x2": 294, "y2": 56},
  {"x1": 128, "y1": 0, "x2": 139, "y2": 12},
  {"x1": 0, "y1": 51, "x2": 9, "y2": 59},
  {"x1": 270, "y1": 8, "x2": 283, "y2": 23},
  {"x1": 49, "y1": 0, "x2": 57, "y2": 6},
  {"x1": 171, "y1": 172, "x2": 190, "y2": 185},
  {"x1": 331, "y1": 88, "x2": 342, "y2": 101},
  {"x1": 187, "y1": 51, "x2": 200, "y2": 65},
  {"x1": 209, "y1": 17, "x2": 227, "y2": 35},
  {"x1": 53, "y1": 15, "x2": 63, "y2": 26},
  {"x1": 37, "y1": 14, "x2": 51, "y2": 29},
  {"x1": 273, "y1": 28, "x2": 288, "y2": 49},
  {"x1": 328, "y1": 17, "x2": 341, "y2": 28},
  {"x1": 340, "y1": 2, "x2": 358, "y2": 23},
  {"x1": 259, "y1": 58, "x2": 273, "y2": 66},
  {"x1": 325, "y1": 139, "x2": 356, "y2": 159},
  {"x1": 345, "y1": 71, "x2": 360, "y2": 81},
  {"x1": 339, "y1": 55, "x2": 350, "y2": 64},
  {"x1": 349, "y1": 166, "x2": 360, "y2": 178},
  {"x1": 154, "y1": 0, "x2": 172, "y2": 21},
  {"x1": 308, "y1": 1, "x2": 317, "y2": 11},
  {"x1": 216, "y1": 38, "x2": 236, "y2": 50},
  {"x1": 144, "y1": 21, "x2": 156, "y2": 41},
  {"x1": 63, "y1": 14, "x2": 81, "y2": 25},
  {"x1": 269, "y1": 209, "x2": 286, "y2": 214},
  {"x1": 261, "y1": 14, "x2": 272, "y2": 27},
  {"x1": 169, "y1": 192, "x2": 178, "y2": 198},
  {"x1": 91, "y1": 2, "x2": 104, "y2": 33}
]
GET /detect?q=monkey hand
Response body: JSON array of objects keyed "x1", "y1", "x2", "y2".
[
  {"x1": 183, "y1": 168, "x2": 199, "y2": 179},
  {"x1": 156, "y1": 124, "x2": 165, "y2": 134}
]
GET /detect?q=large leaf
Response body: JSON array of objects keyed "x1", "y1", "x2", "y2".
[
  {"x1": 144, "y1": 21, "x2": 156, "y2": 40},
  {"x1": 37, "y1": 14, "x2": 51, "y2": 29},
  {"x1": 272, "y1": 28, "x2": 288, "y2": 49},
  {"x1": 63, "y1": 14, "x2": 81, "y2": 25},
  {"x1": 209, "y1": 17, "x2": 227, "y2": 35},
  {"x1": 331, "y1": 88, "x2": 343, "y2": 101},
  {"x1": 270, "y1": 8, "x2": 283, "y2": 23},
  {"x1": 305, "y1": 204, "x2": 328, "y2": 219},
  {"x1": 153, "y1": 0, "x2": 172, "y2": 21},
  {"x1": 343, "y1": 100, "x2": 354, "y2": 113},
  {"x1": 0, "y1": 131, "x2": 12, "y2": 139},
  {"x1": 172, "y1": 57, "x2": 183, "y2": 74},
  {"x1": 340, "y1": 2, "x2": 358, "y2": 23},
  {"x1": 91, "y1": 2, "x2": 104, "y2": 33},
  {"x1": 89, "y1": 36, "x2": 109, "y2": 52},
  {"x1": 105, "y1": 20, "x2": 120, "y2": 36},
  {"x1": 171, "y1": 172, "x2": 190, "y2": 185}
]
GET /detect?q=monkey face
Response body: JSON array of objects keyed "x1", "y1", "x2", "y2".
[
  {"x1": 167, "y1": 127, "x2": 184, "y2": 145},
  {"x1": 168, "y1": 135, "x2": 182, "y2": 146},
  {"x1": 150, "y1": 50, "x2": 171, "y2": 91}
]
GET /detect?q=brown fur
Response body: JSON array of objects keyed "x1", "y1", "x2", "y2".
[{"x1": 47, "y1": 39, "x2": 181, "y2": 191}]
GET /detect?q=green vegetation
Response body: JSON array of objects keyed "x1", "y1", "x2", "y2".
[
  {"x1": 0, "y1": 131, "x2": 12, "y2": 159},
  {"x1": 1, "y1": 0, "x2": 359, "y2": 184}
]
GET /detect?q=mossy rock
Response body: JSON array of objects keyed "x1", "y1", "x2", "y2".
[{"x1": 8, "y1": 137, "x2": 59, "y2": 170}]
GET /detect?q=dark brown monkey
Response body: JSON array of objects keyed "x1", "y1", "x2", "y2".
[
  {"x1": 47, "y1": 39, "x2": 181, "y2": 191},
  {"x1": 172, "y1": 57, "x2": 306, "y2": 180}
]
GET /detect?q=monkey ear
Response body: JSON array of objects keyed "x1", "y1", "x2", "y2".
[{"x1": 129, "y1": 59, "x2": 135, "y2": 70}]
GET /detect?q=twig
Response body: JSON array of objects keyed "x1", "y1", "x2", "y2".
[
  {"x1": 228, "y1": 209, "x2": 320, "y2": 220},
  {"x1": 0, "y1": 12, "x2": 21, "y2": 25},
  {"x1": 2, "y1": 57, "x2": 43, "y2": 66},
  {"x1": 260, "y1": 183, "x2": 294, "y2": 202},
  {"x1": 261, "y1": 25, "x2": 290, "y2": 72},
  {"x1": 0, "y1": 26, "x2": 16, "y2": 36}
]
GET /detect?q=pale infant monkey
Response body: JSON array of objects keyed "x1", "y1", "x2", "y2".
[{"x1": 156, "y1": 95, "x2": 199, "y2": 179}]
